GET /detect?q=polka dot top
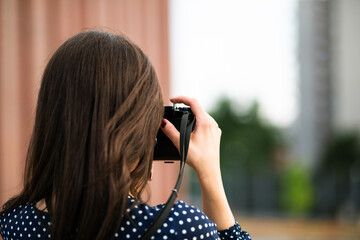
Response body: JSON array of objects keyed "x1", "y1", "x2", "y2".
[{"x1": 0, "y1": 196, "x2": 251, "y2": 240}]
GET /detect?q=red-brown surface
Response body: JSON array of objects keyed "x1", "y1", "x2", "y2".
[{"x1": 0, "y1": 0, "x2": 173, "y2": 207}]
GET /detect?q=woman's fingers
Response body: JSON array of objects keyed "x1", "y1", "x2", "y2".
[
  {"x1": 170, "y1": 96, "x2": 205, "y2": 117},
  {"x1": 162, "y1": 96, "x2": 221, "y2": 176},
  {"x1": 160, "y1": 118, "x2": 180, "y2": 150}
]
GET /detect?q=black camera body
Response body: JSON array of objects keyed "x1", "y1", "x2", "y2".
[{"x1": 153, "y1": 105, "x2": 195, "y2": 160}]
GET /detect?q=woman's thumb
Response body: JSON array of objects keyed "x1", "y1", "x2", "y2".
[{"x1": 160, "y1": 119, "x2": 180, "y2": 150}]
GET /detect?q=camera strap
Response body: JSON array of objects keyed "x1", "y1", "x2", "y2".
[{"x1": 139, "y1": 113, "x2": 195, "y2": 240}]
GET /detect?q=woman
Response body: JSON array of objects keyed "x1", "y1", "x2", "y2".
[{"x1": 0, "y1": 31, "x2": 250, "y2": 240}]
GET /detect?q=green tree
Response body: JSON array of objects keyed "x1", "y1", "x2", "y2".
[
  {"x1": 319, "y1": 131, "x2": 360, "y2": 178},
  {"x1": 209, "y1": 97, "x2": 283, "y2": 174}
]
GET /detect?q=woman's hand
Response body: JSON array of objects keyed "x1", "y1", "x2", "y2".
[
  {"x1": 160, "y1": 96, "x2": 235, "y2": 230},
  {"x1": 160, "y1": 96, "x2": 221, "y2": 180}
]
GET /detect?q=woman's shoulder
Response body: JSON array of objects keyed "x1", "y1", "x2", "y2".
[
  {"x1": 121, "y1": 196, "x2": 218, "y2": 239},
  {"x1": 0, "y1": 202, "x2": 51, "y2": 239},
  {"x1": 145, "y1": 200, "x2": 251, "y2": 240},
  {"x1": 0, "y1": 202, "x2": 50, "y2": 222},
  {"x1": 154, "y1": 199, "x2": 218, "y2": 239}
]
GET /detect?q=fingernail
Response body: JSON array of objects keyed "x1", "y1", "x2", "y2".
[{"x1": 161, "y1": 119, "x2": 166, "y2": 128}]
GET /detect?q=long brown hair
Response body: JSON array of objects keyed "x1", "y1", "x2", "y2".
[{"x1": 1, "y1": 30, "x2": 163, "y2": 239}]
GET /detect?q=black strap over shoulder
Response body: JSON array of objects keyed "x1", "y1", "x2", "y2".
[
  {"x1": 44, "y1": 113, "x2": 194, "y2": 240},
  {"x1": 139, "y1": 113, "x2": 195, "y2": 240}
]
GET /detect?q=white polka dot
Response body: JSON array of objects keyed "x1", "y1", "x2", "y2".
[
  {"x1": 182, "y1": 229, "x2": 187, "y2": 234},
  {"x1": 179, "y1": 220, "x2": 184, "y2": 225}
]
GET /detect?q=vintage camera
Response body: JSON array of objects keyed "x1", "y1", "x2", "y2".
[{"x1": 153, "y1": 105, "x2": 195, "y2": 160}]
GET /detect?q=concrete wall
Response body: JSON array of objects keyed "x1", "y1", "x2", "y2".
[
  {"x1": 331, "y1": 0, "x2": 360, "y2": 131},
  {"x1": 296, "y1": 0, "x2": 332, "y2": 166}
]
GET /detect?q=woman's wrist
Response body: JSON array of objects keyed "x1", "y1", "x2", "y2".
[
  {"x1": 191, "y1": 155, "x2": 221, "y2": 180},
  {"x1": 196, "y1": 166, "x2": 224, "y2": 198},
  {"x1": 196, "y1": 167, "x2": 221, "y2": 186}
]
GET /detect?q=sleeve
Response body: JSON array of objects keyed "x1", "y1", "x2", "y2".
[{"x1": 218, "y1": 220, "x2": 251, "y2": 240}]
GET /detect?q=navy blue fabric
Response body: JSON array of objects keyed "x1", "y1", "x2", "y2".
[{"x1": 1, "y1": 196, "x2": 251, "y2": 240}]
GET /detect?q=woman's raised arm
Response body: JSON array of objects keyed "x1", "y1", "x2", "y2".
[{"x1": 161, "y1": 96, "x2": 235, "y2": 230}]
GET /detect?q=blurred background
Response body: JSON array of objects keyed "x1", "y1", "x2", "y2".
[{"x1": 1, "y1": 0, "x2": 359, "y2": 239}]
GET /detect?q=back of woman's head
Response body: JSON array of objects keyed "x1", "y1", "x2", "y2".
[{"x1": 2, "y1": 30, "x2": 163, "y2": 239}]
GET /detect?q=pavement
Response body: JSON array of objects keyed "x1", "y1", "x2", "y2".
[{"x1": 236, "y1": 217, "x2": 360, "y2": 240}]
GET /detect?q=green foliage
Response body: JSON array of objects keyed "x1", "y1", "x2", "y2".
[
  {"x1": 280, "y1": 163, "x2": 315, "y2": 215},
  {"x1": 209, "y1": 96, "x2": 283, "y2": 173},
  {"x1": 319, "y1": 131, "x2": 360, "y2": 178}
]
